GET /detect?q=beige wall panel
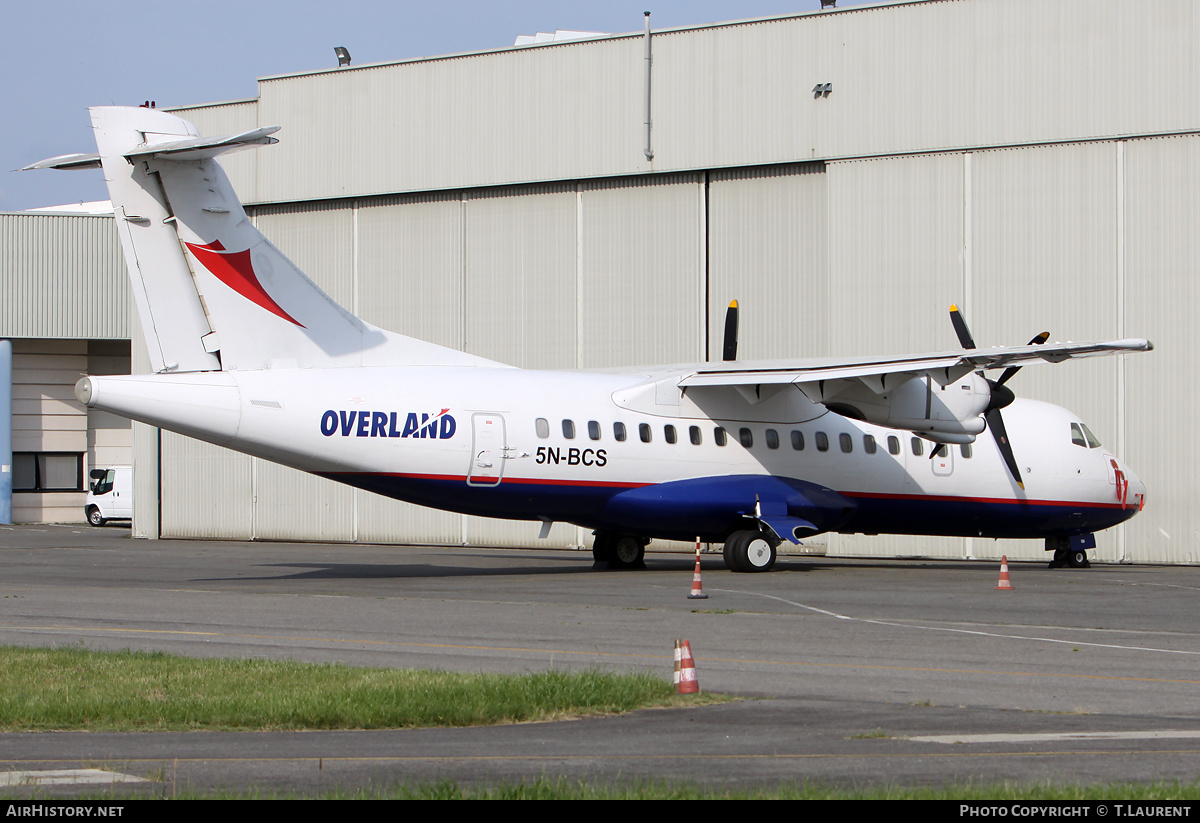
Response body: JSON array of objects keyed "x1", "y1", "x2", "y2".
[
  {"x1": 251, "y1": 458, "x2": 355, "y2": 542},
  {"x1": 13, "y1": 492, "x2": 84, "y2": 524},
  {"x1": 256, "y1": 38, "x2": 642, "y2": 203},
  {"x1": 971, "y1": 142, "x2": 1122, "y2": 561},
  {"x1": 707, "y1": 164, "x2": 829, "y2": 362},
  {"x1": 578, "y1": 176, "x2": 704, "y2": 368},
  {"x1": 356, "y1": 195, "x2": 464, "y2": 349},
  {"x1": 1121, "y1": 135, "x2": 1200, "y2": 564},
  {"x1": 462, "y1": 516, "x2": 581, "y2": 550},
  {"x1": 159, "y1": 433, "x2": 253, "y2": 540},
  {"x1": 463, "y1": 186, "x2": 578, "y2": 368},
  {"x1": 354, "y1": 491, "x2": 462, "y2": 547},
  {"x1": 11, "y1": 345, "x2": 88, "y2": 455},
  {"x1": 252, "y1": 201, "x2": 356, "y2": 310},
  {"x1": 131, "y1": 422, "x2": 158, "y2": 539},
  {"x1": 827, "y1": 153, "x2": 966, "y2": 357}
]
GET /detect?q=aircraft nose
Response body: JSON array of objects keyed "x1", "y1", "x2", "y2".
[{"x1": 1116, "y1": 459, "x2": 1147, "y2": 511}]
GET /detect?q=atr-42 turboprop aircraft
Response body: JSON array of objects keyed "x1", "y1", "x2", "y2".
[{"x1": 26, "y1": 107, "x2": 1152, "y2": 572}]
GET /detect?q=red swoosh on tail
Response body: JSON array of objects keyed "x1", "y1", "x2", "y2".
[{"x1": 186, "y1": 240, "x2": 305, "y2": 328}]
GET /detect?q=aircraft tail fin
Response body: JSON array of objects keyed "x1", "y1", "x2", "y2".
[{"x1": 47, "y1": 107, "x2": 498, "y2": 373}]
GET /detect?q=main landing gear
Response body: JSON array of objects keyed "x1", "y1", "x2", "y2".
[
  {"x1": 1046, "y1": 535, "x2": 1091, "y2": 569},
  {"x1": 592, "y1": 531, "x2": 647, "y2": 569},
  {"x1": 723, "y1": 529, "x2": 777, "y2": 573},
  {"x1": 591, "y1": 528, "x2": 780, "y2": 573}
]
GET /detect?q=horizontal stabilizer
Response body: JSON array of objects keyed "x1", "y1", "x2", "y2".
[
  {"x1": 126, "y1": 126, "x2": 281, "y2": 161},
  {"x1": 19, "y1": 153, "x2": 102, "y2": 171}
]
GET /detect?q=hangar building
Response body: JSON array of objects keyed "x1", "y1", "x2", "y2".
[{"x1": 2, "y1": 0, "x2": 1194, "y2": 564}]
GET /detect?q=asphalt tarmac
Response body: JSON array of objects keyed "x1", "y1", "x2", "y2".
[{"x1": 1, "y1": 523, "x2": 1198, "y2": 797}]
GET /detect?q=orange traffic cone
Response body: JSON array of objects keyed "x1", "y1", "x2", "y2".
[
  {"x1": 995, "y1": 555, "x2": 1015, "y2": 591},
  {"x1": 687, "y1": 539, "x2": 708, "y2": 600},
  {"x1": 674, "y1": 639, "x2": 700, "y2": 694}
]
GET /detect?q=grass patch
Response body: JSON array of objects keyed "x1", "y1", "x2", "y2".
[
  {"x1": 0, "y1": 645, "x2": 719, "y2": 732},
  {"x1": 56, "y1": 778, "x2": 1200, "y2": 800}
]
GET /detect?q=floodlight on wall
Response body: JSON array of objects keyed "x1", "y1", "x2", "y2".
[
  {"x1": 821, "y1": 1, "x2": 838, "y2": 8},
  {"x1": 335, "y1": 47, "x2": 351, "y2": 67},
  {"x1": 812, "y1": 83, "x2": 832, "y2": 99}
]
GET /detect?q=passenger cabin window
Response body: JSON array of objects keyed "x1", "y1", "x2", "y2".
[
  {"x1": 815, "y1": 432, "x2": 829, "y2": 452},
  {"x1": 639, "y1": 423, "x2": 652, "y2": 443},
  {"x1": 562, "y1": 419, "x2": 576, "y2": 439},
  {"x1": 888, "y1": 436, "x2": 901, "y2": 455},
  {"x1": 839, "y1": 433, "x2": 853, "y2": 453},
  {"x1": 664, "y1": 425, "x2": 678, "y2": 444},
  {"x1": 791, "y1": 430, "x2": 804, "y2": 451},
  {"x1": 614, "y1": 422, "x2": 627, "y2": 442},
  {"x1": 765, "y1": 429, "x2": 780, "y2": 449},
  {"x1": 863, "y1": 435, "x2": 877, "y2": 455},
  {"x1": 535, "y1": 418, "x2": 550, "y2": 438},
  {"x1": 689, "y1": 426, "x2": 702, "y2": 445},
  {"x1": 588, "y1": 420, "x2": 601, "y2": 441},
  {"x1": 714, "y1": 427, "x2": 727, "y2": 446},
  {"x1": 911, "y1": 437, "x2": 924, "y2": 456},
  {"x1": 739, "y1": 428, "x2": 754, "y2": 448},
  {"x1": 960, "y1": 443, "x2": 972, "y2": 458}
]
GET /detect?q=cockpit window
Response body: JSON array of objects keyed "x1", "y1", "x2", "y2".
[
  {"x1": 1071, "y1": 422, "x2": 1103, "y2": 449},
  {"x1": 1075, "y1": 422, "x2": 1094, "y2": 448}
]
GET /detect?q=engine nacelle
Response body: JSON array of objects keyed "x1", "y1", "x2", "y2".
[{"x1": 822, "y1": 371, "x2": 990, "y2": 438}]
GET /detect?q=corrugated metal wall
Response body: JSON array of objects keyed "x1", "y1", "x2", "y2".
[
  {"x1": 178, "y1": 0, "x2": 1200, "y2": 207},
  {"x1": 0, "y1": 214, "x2": 126, "y2": 339}
]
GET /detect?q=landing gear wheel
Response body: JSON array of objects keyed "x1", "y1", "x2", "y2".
[
  {"x1": 87, "y1": 507, "x2": 105, "y2": 528},
  {"x1": 610, "y1": 536, "x2": 646, "y2": 569},
  {"x1": 592, "y1": 532, "x2": 615, "y2": 565},
  {"x1": 593, "y1": 531, "x2": 645, "y2": 569},
  {"x1": 1069, "y1": 550, "x2": 1091, "y2": 569},
  {"x1": 723, "y1": 530, "x2": 777, "y2": 573},
  {"x1": 1048, "y1": 548, "x2": 1068, "y2": 569}
]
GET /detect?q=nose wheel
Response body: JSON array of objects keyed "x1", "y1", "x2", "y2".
[{"x1": 1047, "y1": 537, "x2": 1091, "y2": 569}]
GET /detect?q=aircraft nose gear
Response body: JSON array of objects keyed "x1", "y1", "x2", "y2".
[{"x1": 1046, "y1": 535, "x2": 1092, "y2": 569}]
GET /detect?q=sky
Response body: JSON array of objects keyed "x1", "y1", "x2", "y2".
[{"x1": 1, "y1": 0, "x2": 875, "y2": 212}]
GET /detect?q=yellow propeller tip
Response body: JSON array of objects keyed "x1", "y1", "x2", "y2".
[{"x1": 729, "y1": 300, "x2": 738, "y2": 309}]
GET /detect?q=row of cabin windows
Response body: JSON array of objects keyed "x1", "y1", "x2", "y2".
[{"x1": 535, "y1": 418, "x2": 973, "y2": 458}]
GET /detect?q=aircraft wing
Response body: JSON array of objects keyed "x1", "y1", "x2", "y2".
[{"x1": 679, "y1": 338, "x2": 1153, "y2": 395}]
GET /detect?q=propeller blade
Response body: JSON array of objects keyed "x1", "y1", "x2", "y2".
[
  {"x1": 949, "y1": 304, "x2": 976, "y2": 349},
  {"x1": 722, "y1": 300, "x2": 739, "y2": 362},
  {"x1": 996, "y1": 331, "x2": 1050, "y2": 385},
  {"x1": 986, "y1": 408, "x2": 1025, "y2": 490}
]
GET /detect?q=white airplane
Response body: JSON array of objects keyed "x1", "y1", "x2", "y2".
[{"x1": 26, "y1": 107, "x2": 1152, "y2": 572}]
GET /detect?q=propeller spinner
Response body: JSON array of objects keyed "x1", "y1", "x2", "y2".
[{"x1": 948, "y1": 305, "x2": 1047, "y2": 490}]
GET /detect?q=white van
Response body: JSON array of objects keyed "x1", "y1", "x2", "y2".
[{"x1": 85, "y1": 466, "x2": 132, "y2": 526}]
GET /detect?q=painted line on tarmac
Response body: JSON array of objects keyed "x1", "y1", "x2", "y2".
[
  {"x1": 0, "y1": 769, "x2": 146, "y2": 786},
  {"x1": 719, "y1": 588, "x2": 1200, "y2": 658},
  {"x1": 910, "y1": 730, "x2": 1200, "y2": 744}
]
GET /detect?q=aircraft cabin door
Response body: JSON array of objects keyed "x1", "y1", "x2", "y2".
[{"x1": 467, "y1": 413, "x2": 507, "y2": 487}]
